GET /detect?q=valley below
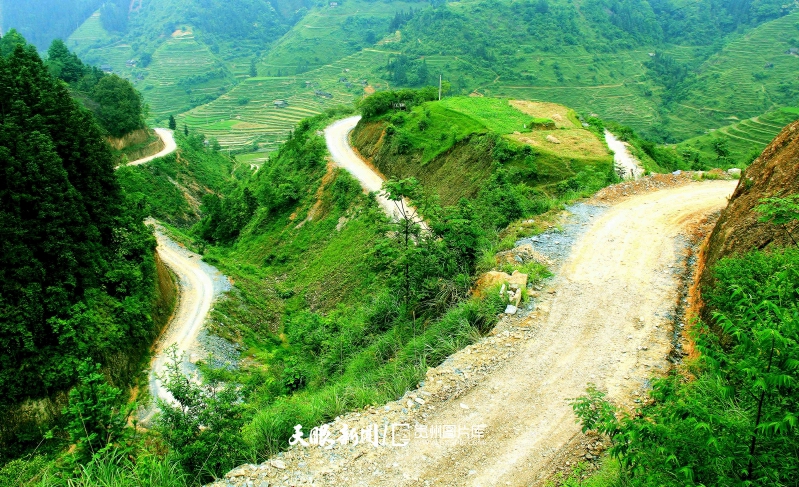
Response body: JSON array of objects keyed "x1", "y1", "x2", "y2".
[{"x1": 198, "y1": 125, "x2": 737, "y2": 486}]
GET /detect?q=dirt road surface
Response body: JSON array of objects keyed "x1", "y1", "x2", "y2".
[
  {"x1": 605, "y1": 130, "x2": 644, "y2": 180},
  {"x1": 141, "y1": 222, "x2": 228, "y2": 422},
  {"x1": 208, "y1": 179, "x2": 736, "y2": 487},
  {"x1": 124, "y1": 128, "x2": 177, "y2": 167},
  {"x1": 325, "y1": 116, "x2": 423, "y2": 224}
]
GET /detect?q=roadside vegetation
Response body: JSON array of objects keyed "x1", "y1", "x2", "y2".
[{"x1": 0, "y1": 35, "x2": 158, "y2": 469}]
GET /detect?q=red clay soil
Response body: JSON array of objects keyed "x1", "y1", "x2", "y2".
[{"x1": 697, "y1": 120, "x2": 799, "y2": 320}]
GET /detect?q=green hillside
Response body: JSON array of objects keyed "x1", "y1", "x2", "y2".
[
  {"x1": 352, "y1": 94, "x2": 613, "y2": 205},
  {"x1": 65, "y1": 0, "x2": 302, "y2": 123},
  {"x1": 663, "y1": 11, "x2": 799, "y2": 140},
  {"x1": 258, "y1": 0, "x2": 424, "y2": 74},
  {"x1": 176, "y1": 48, "x2": 394, "y2": 151},
  {"x1": 677, "y1": 107, "x2": 799, "y2": 166},
  {"x1": 57, "y1": 0, "x2": 799, "y2": 144}
]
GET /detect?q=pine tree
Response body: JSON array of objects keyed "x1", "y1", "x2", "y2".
[{"x1": 168, "y1": 115, "x2": 177, "y2": 130}]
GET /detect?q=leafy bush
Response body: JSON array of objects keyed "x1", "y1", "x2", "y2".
[{"x1": 573, "y1": 248, "x2": 799, "y2": 486}]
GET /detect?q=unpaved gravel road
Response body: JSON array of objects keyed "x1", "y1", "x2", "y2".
[
  {"x1": 209, "y1": 179, "x2": 736, "y2": 487},
  {"x1": 605, "y1": 130, "x2": 644, "y2": 180},
  {"x1": 141, "y1": 222, "x2": 229, "y2": 422},
  {"x1": 123, "y1": 128, "x2": 177, "y2": 168},
  {"x1": 325, "y1": 116, "x2": 423, "y2": 224}
]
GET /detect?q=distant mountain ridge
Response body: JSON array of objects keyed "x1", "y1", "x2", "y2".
[{"x1": 7, "y1": 0, "x2": 799, "y2": 147}]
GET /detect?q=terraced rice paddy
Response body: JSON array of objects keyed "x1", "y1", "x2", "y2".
[
  {"x1": 258, "y1": 0, "x2": 419, "y2": 74},
  {"x1": 665, "y1": 11, "x2": 799, "y2": 140},
  {"x1": 177, "y1": 49, "x2": 393, "y2": 150},
  {"x1": 142, "y1": 33, "x2": 233, "y2": 121},
  {"x1": 678, "y1": 107, "x2": 799, "y2": 165},
  {"x1": 482, "y1": 49, "x2": 661, "y2": 130}
]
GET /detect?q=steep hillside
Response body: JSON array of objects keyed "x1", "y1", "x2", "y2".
[
  {"x1": 677, "y1": 107, "x2": 799, "y2": 167},
  {"x1": 258, "y1": 0, "x2": 425, "y2": 73},
  {"x1": 700, "y1": 119, "x2": 799, "y2": 291},
  {"x1": 352, "y1": 95, "x2": 613, "y2": 206},
  {"x1": 176, "y1": 48, "x2": 394, "y2": 151},
  {"x1": 664, "y1": 11, "x2": 799, "y2": 141},
  {"x1": 0, "y1": 41, "x2": 162, "y2": 460},
  {"x1": 65, "y1": 0, "x2": 303, "y2": 122}
]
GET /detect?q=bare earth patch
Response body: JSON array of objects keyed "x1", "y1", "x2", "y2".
[
  {"x1": 509, "y1": 100, "x2": 577, "y2": 129},
  {"x1": 510, "y1": 129, "x2": 610, "y2": 159}
]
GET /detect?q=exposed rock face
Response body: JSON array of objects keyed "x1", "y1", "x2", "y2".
[{"x1": 699, "y1": 120, "x2": 799, "y2": 309}]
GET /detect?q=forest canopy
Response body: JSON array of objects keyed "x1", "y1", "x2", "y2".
[{"x1": 0, "y1": 39, "x2": 157, "y2": 415}]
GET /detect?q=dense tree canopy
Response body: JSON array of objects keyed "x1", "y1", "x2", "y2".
[
  {"x1": 43, "y1": 39, "x2": 145, "y2": 138},
  {"x1": 0, "y1": 42, "x2": 156, "y2": 409}
]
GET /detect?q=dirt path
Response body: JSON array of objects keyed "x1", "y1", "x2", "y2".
[
  {"x1": 124, "y1": 128, "x2": 177, "y2": 168},
  {"x1": 140, "y1": 222, "x2": 229, "y2": 423},
  {"x1": 325, "y1": 116, "x2": 424, "y2": 226},
  {"x1": 604, "y1": 130, "x2": 644, "y2": 180},
  {"x1": 209, "y1": 179, "x2": 736, "y2": 487}
]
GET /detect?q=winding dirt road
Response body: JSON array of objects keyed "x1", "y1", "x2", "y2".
[
  {"x1": 208, "y1": 179, "x2": 737, "y2": 487},
  {"x1": 325, "y1": 116, "x2": 423, "y2": 224},
  {"x1": 141, "y1": 222, "x2": 228, "y2": 422},
  {"x1": 125, "y1": 127, "x2": 177, "y2": 167},
  {"x1": 605, "y1": 130, "x2": 644, "y2": 180}
]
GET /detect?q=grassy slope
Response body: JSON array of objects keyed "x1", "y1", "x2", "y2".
[
  {"x1": 352, "y1": 97, "x2": 612, "y2": 205},
  {"x1": 665, "y1": 11, "x2": 799, "y2": 140},
  {"x1": 258, "y1": 0, "x2": 423, "y2": 73},
  {"x1": 676, "y1": 107, "x2": 799, "y2": 166},
  {"x1": 115, "y1": 134, "x2": 241, "y2": 227}
]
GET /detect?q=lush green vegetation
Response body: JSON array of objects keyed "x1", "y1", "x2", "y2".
[
  {"x1": 116, "y1": 132, "x2": 241, "y2": 228},
  {"x1": 0, "y1": 39, "x2": 157, "y2": 462},
  {"x1": 354, "y1": 94, "x2": 614, "y2": 205},
  {"x1": 26, "y1": 0, "x2": 791, "y2": 149},
  {"x1": 58, "y1": 0, "x2": 305, "y2": 123},
  {"x1": 573, "y1": 244, "x2": 799, "y2": 484},
  {"x1": 677, "y1": 107, "x2": 799, "y2": 168},
  {"x1": 43, "y1": 38, "x2": 145, "y2": 137}
]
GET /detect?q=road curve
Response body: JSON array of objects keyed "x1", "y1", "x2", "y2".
[
  {"x1": 124, "y1": 128, "x2": 177, "y2": 167},
  {"x1": 142, "y1": 222, "x2": 228, "y2": 421},
  {"x1": 207, "y1": 180, "x2": 737, "y2": 487},
  {"x1": 378, "y1": 181, "x2": 738, "y2": 487},
  {"x1": 605, "y1": 130, "x2": 644, "y2": 180},
  {"x1": 325, "y1": 116, "x2": 422, "y2": 223}
]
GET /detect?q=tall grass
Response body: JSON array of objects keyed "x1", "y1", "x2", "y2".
[{"x1": 2, "y1": 450, "x2": 189, "y2": 487}]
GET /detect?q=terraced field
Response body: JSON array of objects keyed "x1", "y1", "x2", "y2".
[
  {"x1": 177, "y1": 49, "x2": 393, "y2": 151},
  {"x1": 258, "y1": 0, "x2": 422, "y2": 75},
  {"x1": 677, "y1": 107, "x2": 799, "y2": 165},
  {"x1": 142, "y1": 33, "x2": 234, "y2": 122},
  {"x1": 666, "y1": 11, "x2": 799, "y2": 140},
  {"x1": 67, "y1": 11, "x2": 137, "y2": 76},
  {"x1": 453, "y1": 48, "x2": 661, "y2": 130}
]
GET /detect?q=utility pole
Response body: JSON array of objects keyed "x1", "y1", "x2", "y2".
[{"x1": 438, "y1": 74, "x2": 442, "y2": 101}]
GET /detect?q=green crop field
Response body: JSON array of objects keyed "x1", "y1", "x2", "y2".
[
  {"x1": 677, "y1": 107, "x2": 799, "y2": 166},
  {"x1": 258, "y1": 0, "x2": 424, "y2": 76},
  {"x1": 141, "y1": 32, "x2": 234, "y2": 121},
  {"x1": 176, "y1": 49, "x2": 394, "y2": 150},
  {"x1": 665, "y1": 11, "x2": 799, "y2": 140}
]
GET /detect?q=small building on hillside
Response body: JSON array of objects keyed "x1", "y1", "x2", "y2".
[
  {"x1": 125, "y1": 59, "x2": 137, "y2": 67},
  {"x1": 314, "y1": 90, "x2": 333, "y2": 99},
  {"x1": 329, "y1": 1, "x2": 339, "y2": 7},
  {"x1": 274, "y1": 100, "x2": 289, "y2": 108},
  {"x1": 100, "y1": 64, "x2": 113, "y2": 73}
]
